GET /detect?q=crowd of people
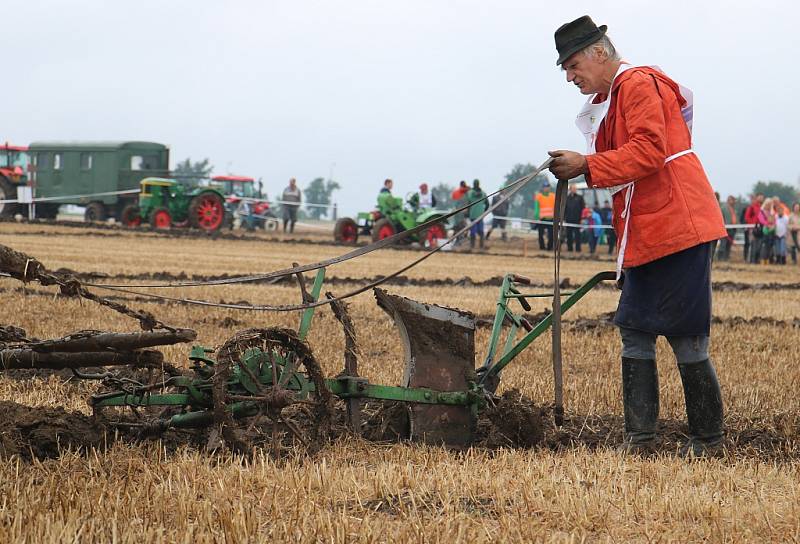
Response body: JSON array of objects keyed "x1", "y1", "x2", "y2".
[
  {"x1": 383, "y1": 178, "x2": 617, "y2": 253},
  {"x1": 733, "y1": 192, "x2": 800, "y2": 265},
  {"x1": 376, "y1": 180, "x2": 800, "y2": 264}
]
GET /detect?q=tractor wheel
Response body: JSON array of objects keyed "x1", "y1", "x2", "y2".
[
  {"x1": 121, "y1": 204, "x2": 142, "y2": 227},
  {"x1": 333, "y1": 217, "x2": 358, "y2": 244},
  {"x1": 84, "y1": 202, "x2": 107, "y2": 222},
  {"x1": 421, "y1": 222, "x2": 448, "y2": 248},
  {"x1": 189, "y1": 192, "x2": 225, "y2": 232},
  {"x1": 149, "y1": 207, "x2": 172, "y2": 230},
  {"x1": 371, "y1": 218, "x2": 395, "y2": 242},
  {"x1": 0, "y1": 175, "x2": 21, "y2": 217}
]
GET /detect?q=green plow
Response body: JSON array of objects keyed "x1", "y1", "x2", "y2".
[{"x1": 91, "y1": 268, "x2": 615, "y2": 448}]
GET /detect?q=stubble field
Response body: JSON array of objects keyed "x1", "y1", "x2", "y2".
[{"x1": 1, "y1": 222, "x2": 799, "y2": 542}]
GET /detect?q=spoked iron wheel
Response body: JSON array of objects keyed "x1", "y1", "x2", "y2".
[
  {"x1": 189, "y1": 192, "x2": 225, "y2": 232},
  {"x1": 213, "y1": 328, "x2": 333, "y2": 456}
]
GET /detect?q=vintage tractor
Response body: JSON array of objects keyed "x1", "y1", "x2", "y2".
[
  {"x1": 0, "y1": 143, "x2": 30, "y2": 217},
  {"x1": 334, "y1": 192, "x2": 448, "y2": 246},
  {"x1": 211, "y1": 175, "x2": 278, "y2": 231},
  {"x1": 120, "y1": 177, "x2": 226, "y2": 232}
]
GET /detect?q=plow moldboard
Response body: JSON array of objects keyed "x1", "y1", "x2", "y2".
[{"x1": 374, "y1": 288, "x2": 476, "y2": 446}]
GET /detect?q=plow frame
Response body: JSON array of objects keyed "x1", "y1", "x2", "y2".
[{"x1": 91, "y1": 267, "x2": 615, "y2": 442}]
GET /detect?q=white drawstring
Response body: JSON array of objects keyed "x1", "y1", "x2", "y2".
[{"x1": 614, "y1": 149, "x2": 694, "y2": 280}]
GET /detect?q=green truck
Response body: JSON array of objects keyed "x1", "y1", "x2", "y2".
[{"x1": 28, "y1": 141, "x2": 169, "y2": 221}]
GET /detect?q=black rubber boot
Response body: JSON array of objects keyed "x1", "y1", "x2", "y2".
[
  {"x1": 678, "y1": 358, "x2": 724, "y2": 457},
  {"x1": 619, "y1": 357, "x2": 659, "y2": 453}
]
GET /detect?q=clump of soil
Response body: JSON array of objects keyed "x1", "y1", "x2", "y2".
[
  {"x1": 476, "y1": 389, "x2": 545, "y2": 448},
  {"x1": 0, "y1": 401, "x2": 109, "y2": 460}
]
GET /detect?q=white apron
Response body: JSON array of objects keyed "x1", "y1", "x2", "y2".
[
  {"x1": 418, "y1": 191, "x2": 433, "y2": 209},
  {"x1": 575, "y1": 63, "x2": 695, "y2": 279}
]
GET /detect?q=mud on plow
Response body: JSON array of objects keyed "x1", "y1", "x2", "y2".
[{"x1": 1, "y1": 241, "x2": 614, "y2": 454}]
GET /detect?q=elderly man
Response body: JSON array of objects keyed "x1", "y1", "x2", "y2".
[
  {"x1": 548, "y1": 16, "x2": 727, "y2": 456},
  {"x1": 281, "y1": 178, "x2": 302, "y2": 233}
]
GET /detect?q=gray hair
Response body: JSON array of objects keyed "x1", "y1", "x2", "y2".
[{"x1": 582, "y1": 35, "x2": 620, "y2": 62}]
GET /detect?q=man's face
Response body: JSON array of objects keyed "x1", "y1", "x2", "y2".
[
  {"x1": 562, "y1": 51, "x2": 607, "y2": 95},
  {"x1": 289, "y1": 178, "x2": 296, "y2": 188},
  {"x1": 727, "y1": 196, "x2": 736, "y2": 205},
  {"x1": 387, "y1": 180, "x2": 393, "y2": 190},
  {"x1": 542, "y1": 185, "x2": 551, "y2": 194},
  {"x1": 757, "y1": 193, "x2": 765, "y2": 203},
  {"x1": 569, "y1": 185, "x2": 577, "y2": 195}
]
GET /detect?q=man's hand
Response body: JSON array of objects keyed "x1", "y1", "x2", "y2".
[{"x1": 548, "y1": 150, "x2": 588, "y2": 180}]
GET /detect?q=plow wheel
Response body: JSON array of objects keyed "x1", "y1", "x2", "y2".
[
  {"x1": 422, "y1": 222, "x2": 447, "y2": 248},
  {"x1": 374, "y1": 288, "x2": 477, "y2": 446},
  {"x1": 213, "y1": 328, "x2": 334, "y2": 455},
  {"x1": 189, "y1": 192, "x2": 225, "y2": 232},
  {"x1": 149, "y1": 207, "x2": 172, "y2": 230}
]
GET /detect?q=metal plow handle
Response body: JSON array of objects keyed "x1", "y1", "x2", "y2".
[{"x1": 374, "y1": 288, "x2": 477, "y2": 446}]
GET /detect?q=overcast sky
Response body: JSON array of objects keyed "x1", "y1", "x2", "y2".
[{"x1": 9, "y1": 0, "x2": 798, "y2": 214}]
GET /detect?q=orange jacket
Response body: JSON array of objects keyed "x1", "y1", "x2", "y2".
[
  {"x1": 535, "y1": 191, "x2": 555, "y2": 219},
  {"x1": 585, "y1": 67, "x2": 726, "y2": 267},
  {"x1": 451, "y1": 186, "x2": 469, "y2": 201}
]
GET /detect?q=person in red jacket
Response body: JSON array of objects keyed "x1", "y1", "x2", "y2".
[
  {"x1": 744, "y1": 193, "x2": 764, "y2": 263},
  {"x1": 548, "y1": 16, "x2": 727, "y2": 456}
]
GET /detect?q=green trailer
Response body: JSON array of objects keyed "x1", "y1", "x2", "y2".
[{"x1": 28, "y1": 141, "x2": 169, "y2": 221}]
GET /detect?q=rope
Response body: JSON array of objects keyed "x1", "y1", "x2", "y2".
[{"x1": 83, "y1": 159, "x2": 554, "y2": 312}]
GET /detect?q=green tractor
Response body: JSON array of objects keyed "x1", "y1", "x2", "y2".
[
  {"x1": 334, "y1": 192, "x2": 449, "y2": 246},
  {"x1": 120, "y1": 178, "x2": 227, "y2": 232}
]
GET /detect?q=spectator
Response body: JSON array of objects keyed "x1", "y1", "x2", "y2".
[
  {"x1": 581, "y1": 207, "x2": 603, "y2": 254},
  {"x1": 487, "y1": 183, "x2": 510, "y2": 242},
  {"x1": 467, "y1": 179, "x2": 488, "y2": 249},
  {"x1": 281, "y1": 177, "x2": 302, "y2": 233},
  {"x1": 758, "y1": 198, "x2": 776, "y2": 264},
  {"x1": 774, "y1": 196, "x2": 790, "y2": 217},
  {"x1": 717, "y1": 195, "x2": 739, "y2": 261},
  {"x1": 599, "y1": 200, "x2": 615, "y2": 254},
  {"x1": 744, "y1": 193, "x2": 764, "y2": 263},
  {"x1": 451, "y1": 180, "x2": 470, "y2": 245},
  {"x1": 534, "y1": 181, "x2": 555, "y2": 250},
  {"x1": 790, "y1": 202, "x2": 800, "y2": 265},
  {"x1": 409, "y1": 183, "x2": 437, "y2": 210},
  {"x1": 775, "y1": 204, "x2": 789, "y2": 265},
  {"x1": 380, "y1": 178, "x2": 393, "y2": 195},
  {"x1": 711, "y1": 192, "x2": 722, "y2": 259},
  {"x1": 564, "y1": 184, "x2": 585, "y2": 252}
]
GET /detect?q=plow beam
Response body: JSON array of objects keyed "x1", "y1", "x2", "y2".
[{"x1": 374, "y1": 288, "x2": 477, "y2": 446}]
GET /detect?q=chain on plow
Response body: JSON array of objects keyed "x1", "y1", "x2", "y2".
[
  {"x1": 0, "y1": 244, "x2": 174, "y2": 331},
  {"x1": 76, "y1": 159, "x2": 553, "y2": 312}
]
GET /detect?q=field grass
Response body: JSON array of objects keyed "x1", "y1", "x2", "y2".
[{"x1": 1, "y1": 223, "x2": 799, "y2": 542}]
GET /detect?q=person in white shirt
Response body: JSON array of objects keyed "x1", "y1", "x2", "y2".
[{"x1": 775, "y1": 206, "x2": 789, "y2": 265}]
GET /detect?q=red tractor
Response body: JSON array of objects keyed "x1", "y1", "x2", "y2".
[
  {"x1": 212, "y1": 175, "x2": 278, "y2": 231},
  {"x1": 0, "y1": 144, "x2": 30, "y2": 217}
]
